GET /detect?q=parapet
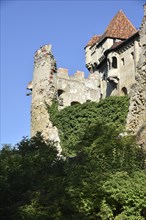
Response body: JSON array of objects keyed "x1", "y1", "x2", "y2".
[
  {"x1": 88, "y1": 73, "x2": 99, "y2": 80},
  {"x1": 74, "y1": 71, "x2": 84, "y2": 79},
  {"x1": 57, "y1": 68, "x2": 85, "y2": 82},
  {"x1": 57, "y1": 68, "x2": 69, "y2": 78}
]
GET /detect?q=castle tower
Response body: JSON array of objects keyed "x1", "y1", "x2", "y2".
[{"x1": 29, "y1": 44, "x2": 61, "y2": 151}]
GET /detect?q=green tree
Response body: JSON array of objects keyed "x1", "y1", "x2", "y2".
[
  {"x1": 62, "y1": 122, "x2": 146, "y2": 219},
  {"x1": 0, "y1": 133, "x2": 66, "y2": 220},
  {"x1": 99, "y1": 171, "x2": 146, "y2": 219},
  {"x1": 1, "y1": 97, "x2": 146, "y2": 219}
]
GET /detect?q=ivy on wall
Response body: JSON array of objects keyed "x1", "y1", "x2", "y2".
[{"x1": 48, "y1": 96, "x2": 130, "y2": 155}]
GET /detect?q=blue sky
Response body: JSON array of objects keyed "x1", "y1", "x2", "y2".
[{"x1": 1, "y1": 0, "x2": 145, "y2": 146}]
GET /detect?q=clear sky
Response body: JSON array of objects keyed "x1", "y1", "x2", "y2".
[{"x1": 1, "y1": 0, "x2": 145, "y2": 146}]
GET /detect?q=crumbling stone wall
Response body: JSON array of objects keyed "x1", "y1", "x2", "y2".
[
  {"x1": 30, "y1": 44, "x2": 61, "y2": 152},
  {"x1": 29, "y1": 45, "x2": 100, "y2": 148},
  {"x1": 56, "y1": 68, "x2": 100, "y2": 109},
  {"x1": 126, "y1": 5, "x2": 146, "y2": 148}
]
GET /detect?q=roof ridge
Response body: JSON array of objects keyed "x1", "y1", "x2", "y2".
[{"x1": 118, "y1": 9, "x2": 137, "y2": 31}]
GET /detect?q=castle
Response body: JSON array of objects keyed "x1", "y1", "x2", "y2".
[{"x1": 27, "y1": 5, "x2": 146, "y2": 150}]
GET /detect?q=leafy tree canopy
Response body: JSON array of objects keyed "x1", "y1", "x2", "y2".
[
  {"x1": 1, "y1": 96, "x2": 146, "y2": 219},
  {"x1": 48, "y1": 96, "x2": 130, "y2": 155}
]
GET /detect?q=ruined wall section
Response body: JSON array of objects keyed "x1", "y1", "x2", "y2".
[
  {"x1": 126, "y1": 6, "x2": 146, "y2": 148},
  {"x1": 31, "y1": 45, "x2": 61, "y2": 152},
  {"x1": 56, "y1": 68, "x2": 100, "y2": 108}
]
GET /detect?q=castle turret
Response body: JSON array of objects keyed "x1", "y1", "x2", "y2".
[{"x1": 30, "y1": 44, "x2": 61, "y2": 152}]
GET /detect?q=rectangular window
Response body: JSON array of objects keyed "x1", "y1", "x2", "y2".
[{"x1": 121, "y1": 58, "x2": 124, "y2": 66}]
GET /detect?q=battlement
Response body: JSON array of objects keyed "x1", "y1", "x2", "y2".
[
  {"x1": 74, "y1": 71, "x2": 84, "y2": 79},
  {"x1": 57, "y1": 68, "x2": 69, "y2": 78},
  {"x1": 57, "y1": 68, "x2": 85, "y2": 81}
]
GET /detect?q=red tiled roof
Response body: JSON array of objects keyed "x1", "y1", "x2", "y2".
[
  {"x1": 104, "y1": 10, "x2": 137, "y2": 39},
  {"x1": 86, "y1": 10, "x2": 137, "y2": 47},
  {"x1": 86, "y1": 35, "x2": 101, "y2": 47}
]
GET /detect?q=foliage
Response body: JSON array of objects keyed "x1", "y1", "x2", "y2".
[
  {"x1": 0, "y1": 133, "x2": 66, "y2": 220},
  {"x1": 48, "y1": 96, "x2": 129, "y2": 155},
  {"x1": 1, "y1": 96, "x2": 146, "y2": 219},
  {"x1": 61, "y1": 122, "x2": 146, "y2": 219},
  {"x1": 100, "y1": 171, "x2": 146, "y2": 219}
]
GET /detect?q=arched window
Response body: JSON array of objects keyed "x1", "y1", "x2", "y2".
[
  {"x1": 71, "y1": 101, "x2": 80, "y2": 106},
  {"x1": 112, "y1": 57, "x2": 117, "y2": 69},
  {"x1": 121, "y1": 87, "x2": 128, "y2": 96}
]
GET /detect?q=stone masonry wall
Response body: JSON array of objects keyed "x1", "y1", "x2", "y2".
[
  {"x1": 126, "y1": 5, "x2": 146, "y2": 148},
  {"x1": 31, "y1": 44, "x2": 61, "y2": 152},
  {"x1": 56, "y1": 68, "x2": 100, "y2": 108}
]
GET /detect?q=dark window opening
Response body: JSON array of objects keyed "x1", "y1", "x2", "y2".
[
  {"x1": 57, "y1": 89, "x2": 64, "y2": 97},
  {"x1": 113, "y1": 38, "x2": 116, "y2": 43},
  {"x1": 131, "y1": 52, "x2": 134, "y2": 59},
  {"x1": 112, "y1": 57, "x2": 117, "y2": 69},
  {"x1": 121, "y1": 87, "x2": 128, "y2": 95},
  {"x1": 71, "y1": 101, "x2": 80, "y2": 106},
  {"x1": 121, "y1": 58, "x2": 124, "y2": 66}
]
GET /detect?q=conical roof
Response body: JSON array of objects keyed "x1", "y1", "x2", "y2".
[
  {"x1": 104, "y1": 10, "x2": 137, "y2": 39},
  {"x1": 86, "y1": 10, "x2": 137, "y2": 47}
]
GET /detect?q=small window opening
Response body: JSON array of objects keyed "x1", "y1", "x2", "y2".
[
  {"x1": 131, "y1": 52, "x2": 134, "y2": 59},
  {"x1": 113, "y1": 38, "x2": 116, "y2": 43},
  {"x1": 71, "y1": 101, "x2": 80, "y2": 106},
  {"x1": 121, "y1": 58, "x2": 124, "y2": 66},
  {"x1": 112, "y1": 57, "x2": 117, "y2": 69},
  {"x1": 57, "y1": 89, "x2": 64, "y2": 97},
  {"x1": 121, "y1": 87, "x2": 128, "y2": 96}
]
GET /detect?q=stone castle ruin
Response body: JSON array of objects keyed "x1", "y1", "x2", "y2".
[{"x1": 27, "y1": 5, "x2": 146, "y2": 149}]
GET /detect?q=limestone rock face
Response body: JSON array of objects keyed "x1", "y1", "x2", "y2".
[
  {"x1": 126, "y1": 7, "x2": 146, "y2": 148},
  {"x1": 31, "y1": 44, "x2": 61, "y2": 153}
]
